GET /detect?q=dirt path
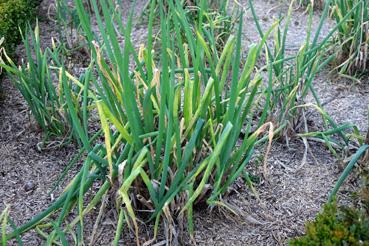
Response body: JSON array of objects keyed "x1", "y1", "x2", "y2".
[
  {"x1": 0, "y1": 77, "x2": 80, "y2": 245},
  {"x1": 1, "y1": 0, "x2": 368, "y2": 245}
]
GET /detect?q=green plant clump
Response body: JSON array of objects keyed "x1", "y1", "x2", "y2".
[
  {"x1": 332, "y1": 0, "x2": 369, "y2": 75},
  {"x1": 0, "y1": 0, "x2": 40, "y2": 55},
  {"x1": 1, "y1": 24, "x2": 92, "y2": 142},
  {"x1": 0, "y1": 0, "x2": 361, "y2": 244},
  {"x1": 1, "y1": 0, "x2": 276, "y2": 243},
  {"x1": 290, "y1": 186, "x2": 369, "y2": 245}
]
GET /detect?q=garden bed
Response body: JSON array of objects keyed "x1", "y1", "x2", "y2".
[{"x1": 1, "y1": 0, "x2": 369, "y2": 245}]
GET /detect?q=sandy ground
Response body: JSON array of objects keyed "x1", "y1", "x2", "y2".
[{"x1": 1, "y1": 0, "x2": 368, "y2": 245}]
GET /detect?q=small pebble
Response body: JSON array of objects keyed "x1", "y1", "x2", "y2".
[{"x1": 24, "y1": 181, "x2": 36, "y2": 192}]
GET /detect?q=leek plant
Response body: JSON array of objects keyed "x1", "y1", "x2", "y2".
[
  {"x1": 3, "y1": 0, "x2": 276, "y2": 244},
  {"x1": 141, "y1": 0, "x2": 239, "y2": 54},
  {"x1": 331, "y1": 0, "x2": 369, "y2": 75},
  {"x1": 54, "y1": 0, "x2": 82, "y2": 50},
  {"x1": 2, "y1": 0, "x2": 363, "y2": 244},
  {"x1": 249, "y1": 0, "x2": 355, "y2": 149},
  {"x1": 0, "y1": 24, "x2": 92, "y2": 143}
]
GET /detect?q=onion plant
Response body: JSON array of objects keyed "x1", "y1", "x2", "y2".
[
  {"x1": 54, "y1": 0, "x2": 82, "y2": 50},
  {"x1": 3, "y1": 0, "x2": 277, "y2": 244},
  {"x1": 141, "y1": 0, "x2": 239, "y2": 54},
  {"x1": 2, "y1": 0, "x2": 364, "y2": 245},
  {"x1": 0, "y1": 24, "x2": 92, "y2": 143},
  {"x1": 249, "y1": 0, "x2": 355, "y2": 149},
  {"x1": 332, "y1": 0, "x2": 369, "y2": 75}
]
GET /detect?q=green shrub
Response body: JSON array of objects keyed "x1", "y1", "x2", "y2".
[
  {"x1": 290, "y1": 185, "x2": 369, "y2": 245},
  {"x1": 0, "y1": 0, "x2": 39, "y2": 55}
]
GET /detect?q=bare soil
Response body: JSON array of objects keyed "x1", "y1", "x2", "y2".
[{"x1": 1, "y1": 0, "x2": 368, "y2": 245}]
